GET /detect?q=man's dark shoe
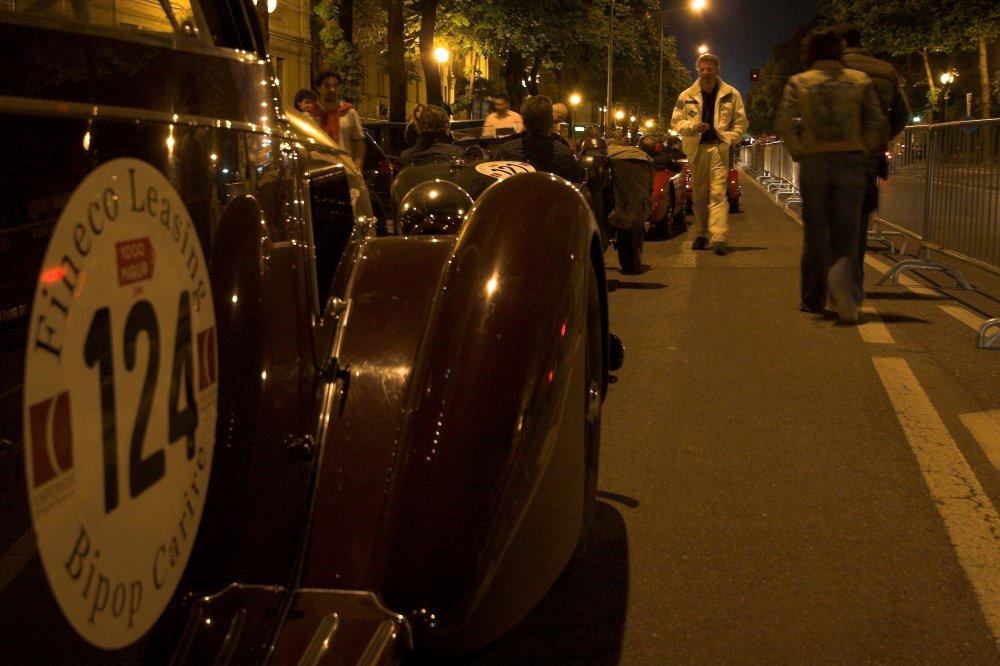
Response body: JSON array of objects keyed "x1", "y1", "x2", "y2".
[
  {"x1": 714, "y1": 241, "x2": 728, "y2": 256},
  {"x1": 799, "y1": 303, "x2": 825, "y2": 314},
  {"x1": 691, "y1": 236, "x2": 709, "y2": 250}
]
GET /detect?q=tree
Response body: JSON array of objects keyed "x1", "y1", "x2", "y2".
[
  {"x1": 387, "y1": 0, "x2": 408, "y2": 121},
  {"x1": 745, "y1": 20, "x2": 821, "y2": 135},
  {"x1": 416, "y1": 0, "x2": 445, "y2": 106},
  {"x1": 314, "y1": 0, "x2": 365, "y2": 100},
  {"x1": 822, "y1": 0, "x2": 999, "y2": 120}
]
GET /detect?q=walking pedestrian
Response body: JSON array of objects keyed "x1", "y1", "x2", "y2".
[
  {"x1": 670, "y1": 53, "x2": 747, "y2": 256},
  {"x1": 775, "y1": 28, "x2": 886, "y2": 324},
  {"x1": 831, "y1": 23, "x2": 911, "y2": 291}
]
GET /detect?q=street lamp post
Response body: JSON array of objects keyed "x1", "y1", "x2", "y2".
[
  {"x1": 569, "y1": 92, "x2": 581, "y2": 140},
  {"x1": 658, "y1": 7, "x2": 664, "y2": 125},
  {"x1": 434, "y1": 47, "x2": 450, "y2": 107},
  {"x1": 657, "y1": 2, "x2": 707, "y2": 127},
  {"x1": 940, "y1": 70, "x2": 955, "y2": 122},
  {"x1": 606, "y1": 0, "x2": 614, "y2": 130}
]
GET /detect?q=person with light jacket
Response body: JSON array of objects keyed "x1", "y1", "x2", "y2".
[
  {"x1": 775, "y1": 28, "x2": 886, "y2": 324},
  {"x1": 671, "y1": 53, "x2": 747, "y2": 256}
]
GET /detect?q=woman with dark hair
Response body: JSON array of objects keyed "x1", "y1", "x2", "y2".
[
  {"x1": 495, "y1": 95, "x2": 582, "y2": 182},
  {"x1": 775, "y1": 28, "x2": 886, "y2": 324},
  {"x1": 404, "y1": 103, "x2": 425, "y2": 147}
]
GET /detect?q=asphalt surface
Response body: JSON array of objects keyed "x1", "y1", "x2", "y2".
[{"x1": 418, "y1": 170, "x2": 1000, "y2": 665}]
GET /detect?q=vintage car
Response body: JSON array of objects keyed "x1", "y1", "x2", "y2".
[
  {"x1": 360, "y1": 124, "x2": 401, "y2": 232},
  {"x1": 576, "y1": 139, "x2": 651, "y2": 274},
  {"x1": 0, "y1": 1, "x2": 617, "y2": 662},
  {"x1": 683, "y1": 162, "x2": 740, "y2": 215},
  {"x1": 648, "y1": 160, "x2": 688, "y2": 239}
]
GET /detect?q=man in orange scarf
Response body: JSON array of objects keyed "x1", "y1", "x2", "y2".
[{"x1": 307, "y1": 70, "x2": 367, "y2": 168}]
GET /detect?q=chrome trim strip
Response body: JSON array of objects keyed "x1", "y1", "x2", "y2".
[
  {"x1": 0, "y1": 95, "x2": 280, "y2": 135},
  {"x1": 357, "y1": 620, "x2": 401, "y2": 664},
  {"x1": 296, "y1": 613, "x2": 340, "y2": 666}
]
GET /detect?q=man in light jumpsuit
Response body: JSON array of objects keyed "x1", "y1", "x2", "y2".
[{"x1": 671, "y1": 53, "x2": 748, "y2": 255}]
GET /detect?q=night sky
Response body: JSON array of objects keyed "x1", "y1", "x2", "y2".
[{"x1": 667, "y1": 0, "x2": 822, "y2": 100}]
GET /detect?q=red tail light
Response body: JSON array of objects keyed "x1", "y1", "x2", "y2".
[{"x1": 379, "y1": 158, "x2": 398, "y2": 176}]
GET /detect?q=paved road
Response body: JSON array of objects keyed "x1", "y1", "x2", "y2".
[{"x1": 429, "y1": 171, "x2": 1000, "y2": 665}]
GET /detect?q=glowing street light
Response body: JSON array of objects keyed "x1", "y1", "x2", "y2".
[
  {"x1": 434, "y1": 47, "x2": 451, "y2": 106},
  {"x1": 658, "y1": 0, "x2": 706, "y2": 124},
  {"x1": 698, "y1": 44, "x2": 709, "y2": 54},
  {"x1": 569, "y1": 93, "x2": 582, "y2": 140},
  {"x1": 939, "y1": 70, "x2": 957, "y2": 121}
]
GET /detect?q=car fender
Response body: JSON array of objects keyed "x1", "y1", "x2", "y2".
[
  {"x1": 303, "y1": 172, "x2": 606, "y2": 652},
  {"x1": 384, "y1": 173, "x2": 603, "y2": 648}
]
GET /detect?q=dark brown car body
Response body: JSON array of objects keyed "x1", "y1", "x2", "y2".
[{"x1": 0, "y1": 1, "x2": 612, "y2": 662}]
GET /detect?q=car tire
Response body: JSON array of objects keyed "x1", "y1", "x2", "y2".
[
  {"x1": 728, "y1": 197, "x2": 739, "y2": 214},
  {"x1": 616, "y1": 222, "x2": 644, "y2": 273}
]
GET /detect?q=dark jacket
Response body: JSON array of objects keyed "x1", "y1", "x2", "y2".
[
  {"x1": 495, "y1": 134, "x2": 583, "y2": 182},
  {"x1": 842, "y1": 47, "x2": 909, "y2": 142},
  {"x1": 398, "y1": 134, "x2": 466, "y2": 168}
]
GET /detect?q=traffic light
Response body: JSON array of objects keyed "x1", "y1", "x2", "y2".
[{"x1": 750, "y1": 68, "x2": 760, "y2": 83}]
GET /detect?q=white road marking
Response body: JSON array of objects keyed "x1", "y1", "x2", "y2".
[
  {"x1": 874, "y1": 357, "x2": 1000, "y2": 650},
  {"x1": 865, "y1": 255, "x2": 938, "y2": 296},
  {"x1": 940, "y1": 304, "x2": 988, "y2": 331},
  {"x1": 960, "y1": 410, "x2": 1000, "y2": 473},
  {"x1": 857, "y1": 306, "x2": 894, "y2": 344}
]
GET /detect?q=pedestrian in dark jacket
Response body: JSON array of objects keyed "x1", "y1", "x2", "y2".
[
  {"x1": 831, "y1": 23, "x2": 910, "y2": 289},
  {"x1": 775, "y1": 28, "x2": 886, "y2": 324},
  {"x1": 397, "y1": 104, "x2": 465, "y2": 168}
]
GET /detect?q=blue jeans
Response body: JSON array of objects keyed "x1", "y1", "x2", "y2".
[{"x1": 798, "y1": 152, "x2": 866, "y2": 310}]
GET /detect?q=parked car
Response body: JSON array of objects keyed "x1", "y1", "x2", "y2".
[
  {"x1": 727, "y1": 165, "x2": 741, "y2": 213},
  {"x1": 648, "y1": 161, "x2": 688, "y2": 238},
  {"x1": 680, "y1": 162, "x2": 740, "y2": 214},
  {"x1": 0, "y1": 1, "x2": 616, "y2": 662},
  {"x1": 361, "y1": 130, "x2": 399, "y2": 231}
]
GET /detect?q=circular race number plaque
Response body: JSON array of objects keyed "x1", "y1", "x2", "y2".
[
  {"x1": 23, "y1": 158, "x2": 218, "y2": 649},
  {"x1": 474, "y1": 160, "x2": 536, "y2": 180}
]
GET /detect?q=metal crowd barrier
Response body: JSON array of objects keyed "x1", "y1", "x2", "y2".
[
  {"x1": 740, "y1": 123, "x2": 1000, "y2": 350},
  {"x1": 878, "y1": 119, "x2": 1000, "y2": 348},
  {"x1": 740, "y1": 141, "x2": 801, "y2": 210}
]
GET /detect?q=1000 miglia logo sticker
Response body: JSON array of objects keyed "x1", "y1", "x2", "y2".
[{"x1": 23, "y1": 158, "x2": 218, "y2": 649}]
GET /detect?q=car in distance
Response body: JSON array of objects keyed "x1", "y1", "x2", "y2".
[
  {"x1": 0, "y1": 1, "x2": 615, "y2": 662},
  {"x1": 360, "y1": 127, "x2": 400, "y2": 232}
]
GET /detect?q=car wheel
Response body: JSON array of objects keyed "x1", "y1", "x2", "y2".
[
  {"x1": 616, "y1": 222, "x2": 643, "y2": 273},
  {"x1": 728, "y1": 197, "x2": 739, "y2": 214}
]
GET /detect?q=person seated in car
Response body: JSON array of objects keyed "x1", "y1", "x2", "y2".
[
  {"x1": 495, "y1": 95, "x2": 583, "y2": 182},
  {"x1": 663, "y1": 134, "x2": 687, "y2": 161},
  {"x1": 397, "y1": 104, "x2": 466, "y2": 168},
  {"x1": 639, "y1": 135, "x2": 682, "y2": 172}
]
